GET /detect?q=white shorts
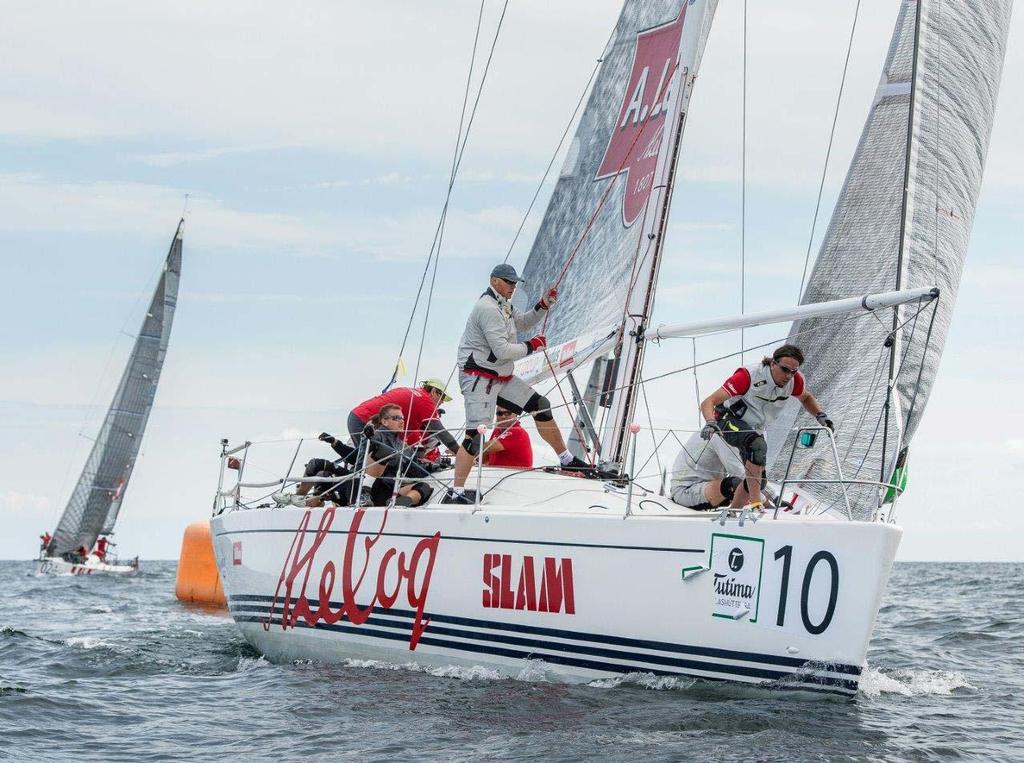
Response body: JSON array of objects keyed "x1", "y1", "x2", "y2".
[
  {"x1": 459, "y1": 372, "x2": 536, "y2": 430},
  {"x1": 671, "y1": 480, "x2": 714, "y2": 508}
]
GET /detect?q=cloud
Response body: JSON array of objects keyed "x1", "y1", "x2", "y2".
[
  {"x1": 0, "y1": 172, "x2": 527, "y2": 262},
  {"x1": 1, "y1": 491, "x2": 51, "y2": 515}
]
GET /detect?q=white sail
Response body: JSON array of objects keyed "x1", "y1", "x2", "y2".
[
  {"x1": 514, "y1": 0, "x2": 718, "y2": 465},
  {"x1": 766, "y1": 0, "x2": 1012, "y2": 514},
  {"x1": 49, "y1": 221, "x2": 183, "y2": 556}
]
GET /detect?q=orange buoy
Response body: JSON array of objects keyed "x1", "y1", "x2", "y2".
[{"x1": 175, "y1": 521, "x2": 226, "y2": 607}]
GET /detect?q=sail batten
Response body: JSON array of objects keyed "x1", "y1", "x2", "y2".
[{"x1": 49, "y1": 221, "x2": 183, "y2": 556}]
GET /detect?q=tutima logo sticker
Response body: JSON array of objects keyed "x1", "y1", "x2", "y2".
[
  {"x1": 709, "y1": 533, "x2": 764, "y2": 621},
  {"x1": 595, "y1": 6, "x2": 687, "y2": 226}
]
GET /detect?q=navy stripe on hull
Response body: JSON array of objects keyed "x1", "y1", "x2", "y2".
[
  {"x1": 213, "y1": 527, "x2": 703, "y2": 554},
  {"x1": 227, "y1": 597, "x2": 859, "y2": 695},
  {"x1": 235, "y1": 614, "x2": 855, "y2": 697},
  {"x1": 228, "y1": 595, "x2": 861, "y2": 676}
]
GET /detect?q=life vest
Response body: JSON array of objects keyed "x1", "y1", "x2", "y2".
[{"x1": 723, "y1": 362, "x2": 799, "y2": 432}]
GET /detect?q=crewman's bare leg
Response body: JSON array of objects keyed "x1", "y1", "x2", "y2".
[
  {"x1": 534, "y1": 415, "x2": 568, "y2": 455},
  {"x1": 453, "y1": 447, "x2": 475, "y2": 488},
  {"x1": 730, "y1": 461, "x2": 763, "y2": 507},
  {"x1": 705, "y1": 479, "x2": 729, "y2": 507}
]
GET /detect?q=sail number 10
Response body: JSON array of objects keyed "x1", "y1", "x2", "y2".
[{"x1": 773, "y1": 546, "x2": 839, "y2": 635}]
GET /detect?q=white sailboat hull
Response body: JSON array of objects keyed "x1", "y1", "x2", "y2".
[
  {"x1": 37, "y1": 555, "x2": 139, "y2": 576},
  {"x1": 212, "y1": 471, "x2": 900, "y2": 697}
]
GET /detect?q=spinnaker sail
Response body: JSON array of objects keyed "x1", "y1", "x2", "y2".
[
  {"x1": 766, "y1": 0, "x2": 1011, "y2": 514},
  {"x1": 48, "y1": 220, "x2": 184, "y2": 556}
]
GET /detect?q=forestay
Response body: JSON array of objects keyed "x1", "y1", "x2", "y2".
[
  {"x1": 49, "y1": 221, "x2": 184, "y2": 556},
  {"x1": 766, "y1": 0, "x2": 1011, "y2": 515}
]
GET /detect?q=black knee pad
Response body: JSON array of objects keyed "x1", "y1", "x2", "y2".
[
  {"x1": 462, "y1": 433, "x2": 484, "y2": 456},
  {"x1": 410, "y1": 481, "x2": 433, "y2": 504},
  {"x1": 745, "y1": 434, "x2": 767, "y2": 467},
  {"x1": 720, "y1": 476, "x2": 741, "y2": 501},
  {"x1": 525, "y1": 393, "x2": 553, "y2": 422}
]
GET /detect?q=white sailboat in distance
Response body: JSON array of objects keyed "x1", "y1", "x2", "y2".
[
  {"x1": 38, "y1": 220, "x2": 184, "y2": 576},
  {"x1": 209, "y1": 0, "x2": 1009, "y2": 696}
]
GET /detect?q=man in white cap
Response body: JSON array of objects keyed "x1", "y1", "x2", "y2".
[{"x1": 446, "y1": 264, "x2": 590, "y2": 503}]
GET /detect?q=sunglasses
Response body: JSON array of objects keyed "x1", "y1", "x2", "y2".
[
  {"x1": 499, "y1": 278, "x2": 517, "y2": 286},
  {"x1": 774, "y1": 362, "x2": 799, "y2": 375},
  {"x1": 496, "y1": 410, "x2": 514, "y2": 417},
  {"x1": 385, "y1": 415, "x2": 405, "y2": 421}
]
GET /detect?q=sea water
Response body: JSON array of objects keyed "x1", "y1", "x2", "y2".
[{"x1": 0, "y1": 561, "x2": 1021, "y2": 761}]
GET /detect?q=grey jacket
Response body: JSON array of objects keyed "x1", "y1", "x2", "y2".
[{"x1": 457, "y1": 287, "x2": 544, "y2": 378}]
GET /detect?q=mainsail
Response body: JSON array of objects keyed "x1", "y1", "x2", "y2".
[
  {"x1": 48, "y1": 220, "x2": 184, "y2": 556},
  {"x1": 514, "y1": 0, "x2": 718, "y2": 463},
  {"x1": 766, "y1": 0, "x2": 1011, "y2": 514}
]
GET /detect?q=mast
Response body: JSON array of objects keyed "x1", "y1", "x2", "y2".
[
  {"x1": 604, "y1": 71, "x2": 692, "y2": 467},
  {"x1": 881, "y1": 0, "x2": 923, "y2": 486},
  {"x1": 601, "y1": 1, "x2": 716, "y2": 468}
]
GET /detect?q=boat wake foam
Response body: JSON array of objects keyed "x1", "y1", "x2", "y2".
[
  {"x1": 859, "y1": 667, "x2": 972, "y2": 697},
  {"x1": 587, "y1": 672, "x2": 698, "y2": 691}
]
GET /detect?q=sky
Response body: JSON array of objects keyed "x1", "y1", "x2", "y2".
[{"x1": 1, "y1": 0, "x2": 1020, "y2": 561}]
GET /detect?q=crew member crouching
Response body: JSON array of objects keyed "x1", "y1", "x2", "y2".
[
  {"x1": 669, "y1": 431, "x2": 746, "y2": 510},
  {"x1": 699, "y1": 344, "x2": 832, "y2": 507}
]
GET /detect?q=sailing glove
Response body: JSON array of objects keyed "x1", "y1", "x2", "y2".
[
  {"x1": 318, "y1": 432, "x2": 337, "y2": 444},
  {"x1": 525, "y1": 335, "x2": 547, "y2": 354},
  {"x1": 815, "y1": 413, "x2": 834, "y2": 432},
  {"x1": 700, "y1": 421, "x2": 718, "y2": 441},
  {"x1": 537, "y1": 286, "x2": 559, "y2": 311}
]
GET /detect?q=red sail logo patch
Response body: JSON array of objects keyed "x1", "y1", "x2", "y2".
[{"x1": 595, "y1": 7, "x2": 687, "y2": 227}]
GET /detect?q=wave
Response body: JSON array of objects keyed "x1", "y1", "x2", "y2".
[
  {"x1": 63, "y1": 636, "x2": 116, "y2": 650},
  {"x1": 235, "y1": 656, "x2": 270, "y2": 672},
  {"x1": 859, "y1": 667, "x2": 972, "y2": 697}
]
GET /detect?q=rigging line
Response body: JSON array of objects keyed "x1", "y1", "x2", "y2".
[
  {"x1": 741, "y1": 0, "x2": 747, "y2": 364},
  {"x1": 503, "y1": 24, "x2": 614, "y2": 265},
  {"x1": 639, "y1": 381, "x2": 663, "y2": 478},
  {"x1": 386, "y1": 0, "x2": 487, "y2": 389},
  {"x1": 882, "y1": 0, "x2": 923, "y2": 483},
  {"x1": 836, "y1": 300, "x2": 927, "y2": 490},
  {"x1": 796, "y1": 0, "x2": 863, "y2": 303},
  {"x1": 691, "y1": 338, "x2": 701, "y2": 431},
  {"x1": 412, "y1": 0, "x2": 511, "y2": 392},
  {"x1": 543, "y1": 55, "x2": 683, "y2": 308},
  {"x1": 933, "y1": 0, "x2": 943, "y2": 280},
  {"x1": 900, "y1": 297, "x2": 939, "y2": 439},
  {"x1": 536, "y1": 150, "x2": 660, "y2": 465}
]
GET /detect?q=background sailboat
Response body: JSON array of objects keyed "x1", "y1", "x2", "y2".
[{"x1": 39, "y1": 219, "x2": 184, "y2": 576}]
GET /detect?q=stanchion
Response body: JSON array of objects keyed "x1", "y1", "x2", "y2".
[{"x1": 623, "y1": 423, "x2": 641, "y2": 518}]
